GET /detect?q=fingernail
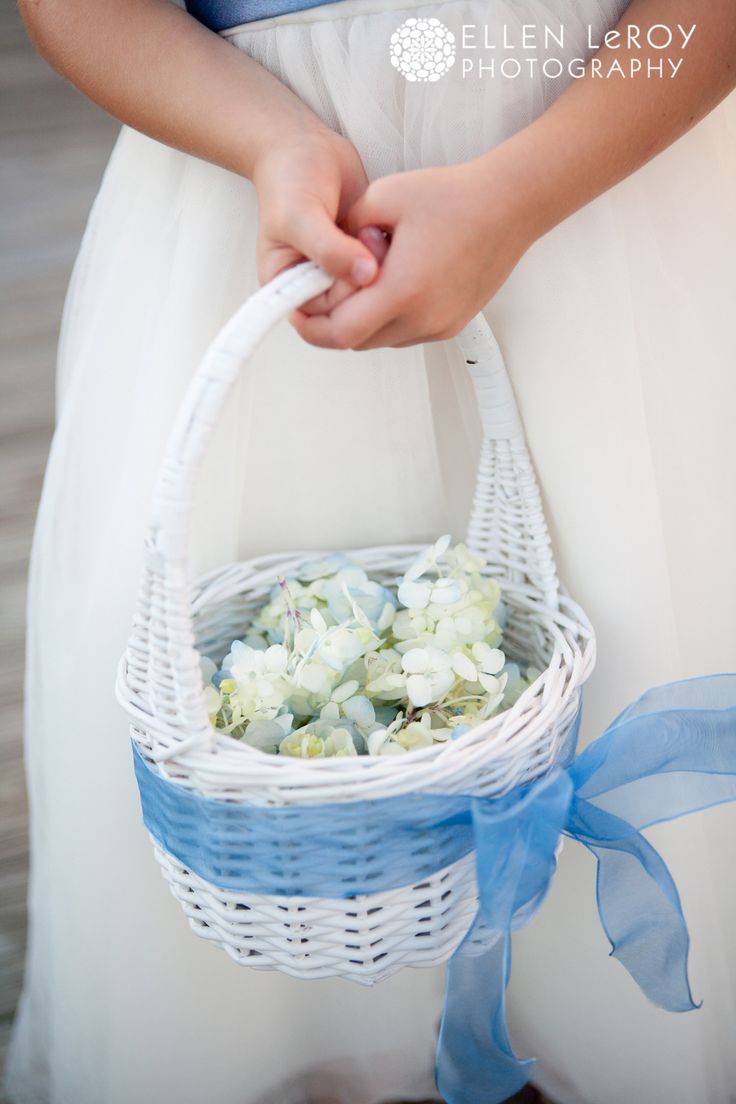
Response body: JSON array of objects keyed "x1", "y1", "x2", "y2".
[
  {"x1": 363, "y1": 226, "x2": 385, "y2": 243},
  {"x1": 352, "y1": 256, "x2": 376, "y2": 286}
]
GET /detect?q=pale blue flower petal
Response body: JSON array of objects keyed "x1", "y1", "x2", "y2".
[{"x1": 342, "y1": 695, "x2": 375, "y2": 728}]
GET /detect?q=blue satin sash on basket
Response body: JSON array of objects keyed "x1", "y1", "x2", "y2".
[
  {"x1": 133, "y1": 674, "x2": 736, "y2": 1103},
  {"x1": 185, "y1": 0, "x2": 345, "y2": 32}
]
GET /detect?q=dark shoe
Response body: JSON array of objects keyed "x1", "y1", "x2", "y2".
[{"x1": 385, "y1": 1087, "x2": 552, "y2": 1104}]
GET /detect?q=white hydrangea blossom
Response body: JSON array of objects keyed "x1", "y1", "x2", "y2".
[{"x1": 204, "y1": 538, "x2": 537, "y2": 756}]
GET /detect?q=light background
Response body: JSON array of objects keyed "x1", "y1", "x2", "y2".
[{"x1": 0, "y1": 0, "x2": 118, "y2": 1084}]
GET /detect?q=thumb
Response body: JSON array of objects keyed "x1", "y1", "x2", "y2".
[
  {"x1": 289, "y1": 203, "x2": 378, "y2": 287},
  {"x1": 344, "y1": 181, "x2": 396, "y2": 239}
]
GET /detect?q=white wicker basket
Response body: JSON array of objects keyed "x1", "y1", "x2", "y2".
[{"x1": 117, "y1": 261, "x2": 595, "y2": 984}]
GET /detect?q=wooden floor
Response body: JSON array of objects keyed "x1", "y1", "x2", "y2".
[{"x1": 0, "y1": 0, "x2": 118, "y2": 1081}]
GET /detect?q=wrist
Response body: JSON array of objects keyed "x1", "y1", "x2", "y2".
[
  {"x1": 469, "y1": 126, "x2": 572, "y2": 249},
  {"x1": 238, "y1": 104, "x2": 331, "y2": 181}
]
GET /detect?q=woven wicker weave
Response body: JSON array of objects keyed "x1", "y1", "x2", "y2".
[{"x1": 117, "y1": 262, "x2": 595, "y2": 983}]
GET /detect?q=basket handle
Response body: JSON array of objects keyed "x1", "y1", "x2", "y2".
[{"x1": 122, "y1": 262, "x2": 559, "y2": 758}]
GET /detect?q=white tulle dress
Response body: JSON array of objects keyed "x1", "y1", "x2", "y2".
[{"x1": 6, "y1": 0, "x2": 736, "y2": 1102}]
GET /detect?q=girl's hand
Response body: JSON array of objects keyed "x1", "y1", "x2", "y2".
[
  {"x1": 290, "y1": 155, "x2": 538, "y2": 350},
  {"x1": 253, "y1": 122, "x2": 381, "y2": 303}
]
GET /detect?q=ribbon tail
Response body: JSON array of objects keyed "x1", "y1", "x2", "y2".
[
  {"x1": 435, "y1": 773, "x2": 573, "y2": 1103},
  {"x1": 570, "y1": 798, "x2": 699, "y2": 1013},
  {"x1": 436, "y1": 925, "x2": 533, "y2": 1104}
]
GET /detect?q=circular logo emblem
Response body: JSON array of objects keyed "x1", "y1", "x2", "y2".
[{"x1": 389, "y1": 17, "x2": 456, "y2": 83}]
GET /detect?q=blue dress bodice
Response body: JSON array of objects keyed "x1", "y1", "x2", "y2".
[{"x1": 185, "y1": 0, "x2": 342, "y2": 31}]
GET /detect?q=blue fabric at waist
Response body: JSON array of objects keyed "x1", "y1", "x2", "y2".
[{"x1": 185, "y1": 0, "x2": 343, "y2": 32}]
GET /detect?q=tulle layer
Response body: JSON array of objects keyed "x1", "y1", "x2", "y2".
[
  {"x1": 6, "y1": 0, "x2": 736, "y2": 1102},
  {"x1": 226, "y1": 0, "x2": 630, "y2": 178}
]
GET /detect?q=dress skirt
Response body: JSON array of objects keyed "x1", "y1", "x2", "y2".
[{"x1": 6, "y1": 0, "x2": 736, "y2": 1101}]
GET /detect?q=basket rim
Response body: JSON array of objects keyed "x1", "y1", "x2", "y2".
[{"x1": 121, "y1": 543, "x2": 595, "y2": 796}]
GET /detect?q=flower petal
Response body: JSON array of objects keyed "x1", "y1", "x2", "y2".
[
  {"x1": 397, "y1": 579, "x2": 431, "y2": 610},
  {"x1": 367, "y1": 728, "x2": 389, "y2": 756},
  {"x1": 264, "y1": 644, "x2": 288, "y2": 673},
  {"x1": 406, "y1": 674, "x2": 433, "y2": 708},
  {"x1": 378, "y1": 740, "x2": 408, "y2": 756},
  {"x1": 310, "y1": 608, "x2": 328, "y2": 635},
  {"x1": 478, "y1": 672, "x2": 500, "y2": 695},
  {"x1": 481, "y1": 648, "x2": 506, "y2": 675},
  {"x1": 433, "y1": 533, "x2": 452, "y2": 559},
  {"x1": 300, "y1": 662, "x2": 328, "y2": 693},
  {"x1": 452, "y1": 652, "x2": 478, "y2": 682},
  {"x1": 377, "y1": 602, "x2": 395, "y2": 632},
  {"x1": 200, "y1": 656, "x2": 218, "y2": 682},
  {"x1": 331, "y1": 679, "x2": 360, "y2": 703},
  {"x1": 430, "y1": 578, "x2": 463, "y2": 605},
  {"x1": 341, "y1": 695, "x2": 375, "y2": 728},
  {"x1": 401, "y1": 648, "x2": 429, "y2": 675}
]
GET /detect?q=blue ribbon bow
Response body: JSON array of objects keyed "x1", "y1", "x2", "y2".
[{"x1": 133, "y1": 674, "x2": 736, "y2": 1103}]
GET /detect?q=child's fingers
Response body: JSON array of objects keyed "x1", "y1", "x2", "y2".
[
  {"x1": 287, "y1": 202, "x2": 378, "y2": 288},
  {"x1": 297, "y1": 226, "x2": 390, "y2": 317},
  {"x1": 257, "y1": 242, "x2": 303, "y2": 286},
  {"x1": 357, "y1": 225, "x2": 391, "y2": 264},
  {"x1": 296, "y1": 280, "x2": 352, "y2": 316},
  {"x1": 344, "y1": 183, "x2": 399, "y2": 239},
  {"x1": 285, "y1": 224, "x2": 390, "y2": 322},
  {"x1": 291, "y1": 263, "x2": 407, "y2": 349}
]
